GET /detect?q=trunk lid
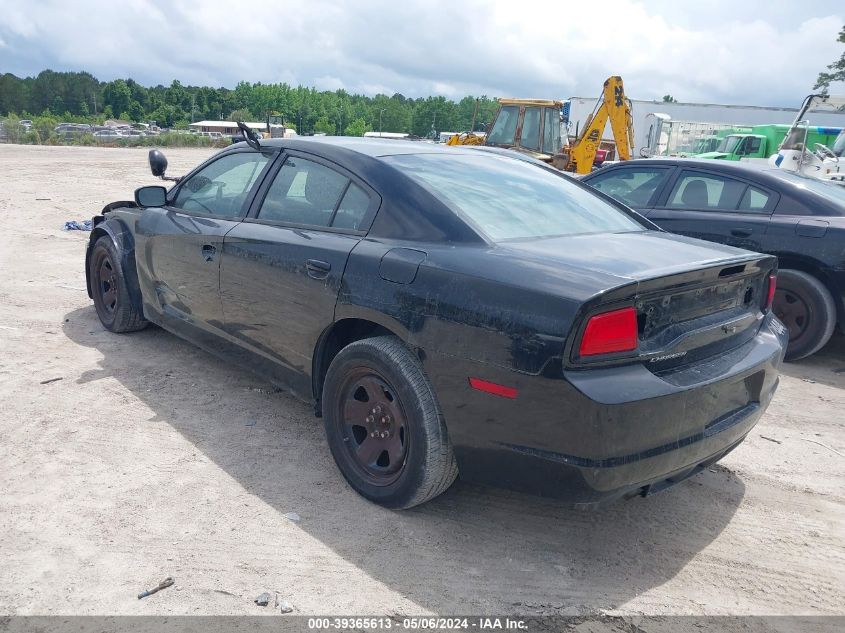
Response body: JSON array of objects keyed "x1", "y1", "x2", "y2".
[{"x1": 501, "y1": 231, "x2": 777, "y2": 371}]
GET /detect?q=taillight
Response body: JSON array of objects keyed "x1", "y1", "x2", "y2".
[
  {"x1": 579, "y1": 306, "x2": 638, "y2": 357},
  {"x1": 765, "y1": 274, "x2": 777, "y2": 311}
]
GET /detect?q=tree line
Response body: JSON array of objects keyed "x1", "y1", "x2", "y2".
[{"x1": 0, "y1": 69, "x2": 501, "y2": 137}]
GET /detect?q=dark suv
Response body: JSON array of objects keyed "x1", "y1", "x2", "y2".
[{"x1": 583, "y1": 159, "x2": 845, "y2": 360}]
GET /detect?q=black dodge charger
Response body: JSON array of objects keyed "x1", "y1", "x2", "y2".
[{"x1": 85, "y1": 138, "x2": 787, "y2": 508}]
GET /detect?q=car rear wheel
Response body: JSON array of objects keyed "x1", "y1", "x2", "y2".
[
  {"x1": 89, "y1": 235, "x2": 148, "y2": 333},
  {"x1": 774, "y1": 269, "x2": 835, "y2": 361},
  {"x1": 322, "y1": 335, "x2": 458, "y2": 509}
]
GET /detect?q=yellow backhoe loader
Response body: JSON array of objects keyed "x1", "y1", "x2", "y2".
[{"x1": 447, "y1": 76, "x2": 634, "y2": 175}]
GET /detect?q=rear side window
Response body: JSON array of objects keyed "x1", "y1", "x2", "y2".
[
  {"x1": 258, "y1": 157, "x2": 348, "y2": 227},
  {"x1": 737, "y1": 186, "x2": 772, "y2": 211},
  {"x1": 332, "y1": 183, "x2": 371, "y2": 230},
  {"x1": 667, "y1": 172, "x2": 746, "y2": 210},
  {"x1": 587, "y1": 167, "x2": 669, "y2": 207}
]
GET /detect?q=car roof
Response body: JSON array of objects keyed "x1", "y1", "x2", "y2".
[
  {"x1": 248, "y1": 136, "x2": 465, "y2": 158},
  {"x1": 592, "y1": 157, "x2": 809, "y2": 190},
  {"x1": 586, "y1": 157, "x2": 845, "y2": 212}
]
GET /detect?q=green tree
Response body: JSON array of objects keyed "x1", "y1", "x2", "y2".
[
  {"x1": 344, "y1": 117, "x2": 371, "y2": 136},
  {"x1": 103, "y1": 79, "x2": 132, "y2": 118},
  {"x1": 662, "y1": 94, "x2": 677, "y2": 103},
  {"x1": 815, "y1": 25, "x2": 845, "y2": 93},
  {"x1": 314, "y1": 116, "x2": 334, "y2": 134},
  {"x1": 128, "y1": 100, "x2": 144, "y2": 122}
]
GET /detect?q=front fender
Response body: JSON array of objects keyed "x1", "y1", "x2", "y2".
[{"x1": 85, "y1": 215, "x2": 144, "y2": 315}]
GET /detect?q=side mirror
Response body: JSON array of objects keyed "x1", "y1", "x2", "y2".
[
  {"x1": 149, "y1": 149, "x2": 168, "y2": 177},
  {"x1": 135, "y1": 185, "x2": 167, "y2": 207}
]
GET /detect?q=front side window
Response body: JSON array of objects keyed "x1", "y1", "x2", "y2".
[
  {"x1": 519, "y1": 107, "x2": 541, "y2": 151},
  {"x1": 386, "y1": 153, "x2": 646, "y2": 241},
  {"x1": 486, "y1": 105, "x2": 519, "y2": 146},
  {"x1": 258, "y1": 156, "x2": 350, "y2": 227},
  {"x1": 173, "y1": 151, "x2": 271, "y2": 217},
  {"x1": 667, "y1": 172, "x2": 747, "y2": 210},
  {"x1": 588, "y1": 168, "x2": 669, "y2": 207}
]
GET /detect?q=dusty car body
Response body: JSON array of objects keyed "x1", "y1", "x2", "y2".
[{"x1": 85, "y1": 138, "x2": 787, "y2": 508}]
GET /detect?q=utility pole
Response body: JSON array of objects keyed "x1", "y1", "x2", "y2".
[{"x1": 379, "y1": 108, "x2": 386, "y2": 135}]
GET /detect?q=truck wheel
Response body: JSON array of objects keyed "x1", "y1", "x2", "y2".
[
  {"x1": 322, "y1": 335, "x2": 458, "y2": 509},
  {"x1": 89, "y1": 235, "x2": 148, "y2": 333},
  {"x1": 774, "y1": 269, "x2": 835, "y2": 361}
]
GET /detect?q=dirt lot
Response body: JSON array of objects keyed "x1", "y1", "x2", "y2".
[{"x1": 0, "y1": 145, "x2": 843, "y2": 619}]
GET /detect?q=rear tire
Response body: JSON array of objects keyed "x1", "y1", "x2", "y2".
[
  {"x1": 774, "y1": 269, "x2": 835, "y2": 361},
  {"x1": 89, "y1": 235, "x2": 148, "y2": 333},
  {"x1": 322, "y1": 335, "x2": 458, "y2": 509}
]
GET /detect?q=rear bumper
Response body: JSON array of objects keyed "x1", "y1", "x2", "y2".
[{"x1": 426, "y1": 313, "x2": 788, "y2": 505}]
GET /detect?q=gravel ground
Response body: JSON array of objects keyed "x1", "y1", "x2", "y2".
[{"x1": 0, "y1": 145, "x2": 843, "y2": 620}]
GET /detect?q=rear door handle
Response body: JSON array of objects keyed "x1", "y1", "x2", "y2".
[
  {"x1": 306, "y1": 259, "x2": 331, "y2": 279},
  {"x1": 201, "y1": 244, "x2": 217, "y2": 261},
  {"x1": 730, "y1": 228, "x2": 753, "y2": 237}
]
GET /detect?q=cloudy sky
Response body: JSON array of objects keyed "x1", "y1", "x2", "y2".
[{"x1": 0, "y1": 0, "x2": 843, "y2": 106}]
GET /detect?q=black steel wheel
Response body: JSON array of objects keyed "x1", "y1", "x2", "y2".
[
  {"x1": 323, "y1": 336, "x2": 457, "y2": 508},
  {"x1": 774, "y1": 269, "x2": 836, "y2": 361},
  {"x1": 89, "y1": 235, "x2": 148, "y2": 333}
]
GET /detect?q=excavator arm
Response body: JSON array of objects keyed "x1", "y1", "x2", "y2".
[{"x1": 567, "y1": 76, "x2": 633, "y2": 174}]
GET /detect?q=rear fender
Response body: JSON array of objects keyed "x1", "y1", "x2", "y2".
[{"x1": 85, "y1": 216, "x2": 144, "y2": 315}]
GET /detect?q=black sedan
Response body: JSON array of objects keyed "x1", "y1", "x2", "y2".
[
  {"x1": 85, "y1": 139, "x2": 787, "y2": 508},
  {"x1": 582, "y1": 159, "x2": 845, "y2": 360}
]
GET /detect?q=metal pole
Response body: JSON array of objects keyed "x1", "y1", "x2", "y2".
[{"x1": 379, "y1": 108, "x2": 386, "y2": 135}]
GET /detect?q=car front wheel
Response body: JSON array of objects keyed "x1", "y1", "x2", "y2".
[
  {"x1": 89, "y1": 235, "x2": 148, "y2": 333},
  {"x1": 774, "y1": 269, "x2": 836, "y2": 361},
  {"x1": 322, "y1": 335, "x2": 458, "y2": 509}
]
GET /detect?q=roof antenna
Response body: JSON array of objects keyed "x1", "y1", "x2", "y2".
[{"x1": 236, "y1": 121, "x2": 262, "y2": 150}]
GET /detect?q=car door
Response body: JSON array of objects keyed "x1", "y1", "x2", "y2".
[
  {"x1": 644, "y1": 169, "x2": 777, "y2": 251},
  {"x1": 135, "y1": 149, "x2": 275, "y2": 340},
  {"x1": 219, "y1": 151, "x2": 379, "y2": 395},
  {"x1": 584, "y1": 165, "x2": 673, "y2": 211}
]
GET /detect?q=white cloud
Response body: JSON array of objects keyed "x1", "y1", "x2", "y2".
[{"x1": 0, "y1": 0, "x2": 841, "y2": 105}]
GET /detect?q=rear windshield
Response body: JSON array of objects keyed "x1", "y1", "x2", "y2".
[
  {"x1": 768, "y1": 170, "x2": 845, "y2": 206},
  {"x1": 385, "y1": 153, "x2": 646, "y2": 241}
]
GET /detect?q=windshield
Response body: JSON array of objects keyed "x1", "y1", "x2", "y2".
[
  {"x1": 486, "y1": 105, "x2": 519, "y2": 145},
  {"x1": 769, "y1": 170, "x2": 845, "y2": 206},
  {"x1": 833, "y1": 131, "x2": 845, "y2": 157},
  {"x1": 385, "y1": 153, "x2": 646, "y2": 241},
  {"x1": 717, "y1": 135, "x2": 742, "y2": 154}
]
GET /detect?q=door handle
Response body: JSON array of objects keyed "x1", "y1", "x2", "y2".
[
  {"x1": 306, "y1": 259, "x2": 331, "y2": 279},
  {"x1": 201, "y1": 244, "x2": 217, "y2": 261},
  {"x1": 730, "y1": 228, "x2": 753, "y2": 237}
]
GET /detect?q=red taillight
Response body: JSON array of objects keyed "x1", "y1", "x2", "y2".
[
  {"x1": 468, "y1": 377, "x2": 518, "y2": 399},
  {"x1": 579, "y1": 306, "x2": 638, "y2": 357},
  {"x1": 765, "y1": 274, "x2": 777, "y2": 311}
]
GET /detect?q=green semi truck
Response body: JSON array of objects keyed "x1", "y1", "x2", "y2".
[{"x1": 692, "y1": 124, "x2": 842, "y2": 161}]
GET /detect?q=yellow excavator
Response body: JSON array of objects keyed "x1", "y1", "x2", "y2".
[{"x1": 447, "y1": 76, "x2": 634, "y2": 175}]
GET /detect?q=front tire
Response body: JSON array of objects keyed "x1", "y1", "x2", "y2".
[
  {"x1": 89, "y1": 235, "x2": 148, "y2": 333},
  {"x1": 774, "y1": 269, "x2": 836, "y2": 361},
  {"x1": 322, "y1": 336, "x2": 458, "y2": 509}
]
